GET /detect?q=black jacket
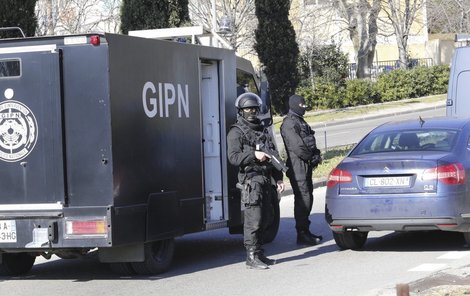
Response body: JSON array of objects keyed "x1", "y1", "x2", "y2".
[
  {"x1": 227, "y1": 117, "x2": 283, "y2": 184},
  {"x1": 280, "y1": 111, "x2": 320, "y2": 181}
]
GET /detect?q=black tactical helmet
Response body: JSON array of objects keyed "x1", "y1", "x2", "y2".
[{"x1": 235, "y1": 92, "x2": 262, "y2": 109}]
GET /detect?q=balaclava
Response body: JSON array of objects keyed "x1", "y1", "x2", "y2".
[
  {"x1": 241, "y1": 107, "x2": 260, "y2": 123},
  {"x1": 289, "y1": 95, "x2": 307, "y2": 116}
]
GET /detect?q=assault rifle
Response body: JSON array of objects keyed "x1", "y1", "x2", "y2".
[{"x1": 256, "y1": 143, "x2": 288, "y2": 173}]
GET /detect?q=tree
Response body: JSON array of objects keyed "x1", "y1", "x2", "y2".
[
  {"x1": 381, "y1": 0, "x2": 426, "y2": 69},
  {"x1": 35, "y1": 0, "x2": 122, "y2": 35},
  {"x1": 290, "y1": 0, "x2": 341, "y2": 48},
  {"x1": 427, "y1": 0, "x2": 470, "y2": 34},
  {"x1": 0, "y1": 0, "x2": 37, "y2": 38},
  {"x1": 255, "y1": 0, "x2": 299, "y2": 114},
  {"x1": 120, "y1": 0, "x2": 169, "y2": 34},
  {"x1": 121, "y1": 0, "x2": 190, "y2": 34},
  {"x1": 188, "y1": 0, "x2": 257, "y2": 55},
  {"x1": 334, "y1": 0, "x2": 381, "y2": 79},
  {"x1": 298, "y1": 43, "x2": 349, "y2": 88},
  {"x1": 169, "y1": 0, "x2": 190, "y2": 27}
]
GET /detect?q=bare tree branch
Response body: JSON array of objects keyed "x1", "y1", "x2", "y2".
[
  {"x1": 188, "y1": 0, "x2": 256, "y2": 56},
  {"x1": 36, "y1": 0, "x2": 122, "y2": 35},
  {"x1": 381, "y1": 0, "x2": 425, "y2": 68}
]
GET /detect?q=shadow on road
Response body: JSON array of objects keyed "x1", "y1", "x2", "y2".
[{"x1": 1, "y1": 214, "x2": 467, "y2": 281}]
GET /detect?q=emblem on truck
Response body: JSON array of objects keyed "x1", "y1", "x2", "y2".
[{"x1": 0, "y1": 97, "x2": 38, "y2": 162}]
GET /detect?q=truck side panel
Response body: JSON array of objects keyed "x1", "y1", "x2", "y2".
[
  {"x1": 62, "y1": 44, "x2": 114, "y2": 207},
  {"x1": 106, "y1": 34, "x2": 205, "y2": 238}
]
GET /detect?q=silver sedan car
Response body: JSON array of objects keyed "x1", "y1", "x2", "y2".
[{"x1": 325, "y1": 117, "x2": 470, "y2": 250}]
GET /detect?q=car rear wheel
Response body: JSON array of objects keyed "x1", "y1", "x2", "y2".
[
  {"x1": 0, "y1": 252, "x2": 36, "y2": 276},
  {"x1": 131, "y1": 238, "x2": 175, "y2": 275},
  {"x1": 333, "y1": 231, "x2": 368, "y2": 250}
]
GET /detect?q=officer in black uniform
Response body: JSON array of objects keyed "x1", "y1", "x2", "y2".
[
  {"x1": 227, "y1": 92, "x2": 285, "y2": 270},
  {"x1": 280, "y1": 94, "x2": 323, "y2": 245}
]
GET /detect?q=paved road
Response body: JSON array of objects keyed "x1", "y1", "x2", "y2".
[
  {"x1": 275, "y1": 104, "x2": 446, "y2": 150},
  {"x1": 3, "y1": 187, "x2": 470, "y2": 296}
]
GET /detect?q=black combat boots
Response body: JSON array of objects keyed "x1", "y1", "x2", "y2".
[
  {"x1": 246, "y1": 247, "x2": 269, "y2": 270},
  {"x1": 258, "y1": 249, "x2": 276, "y2": 265},
  {"x1": 297, "y1": 230, "x2": 323, "y2": 245}
]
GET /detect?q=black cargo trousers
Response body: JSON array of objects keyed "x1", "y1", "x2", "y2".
[
  {"x1": 287, "y1": 164, "x2": 314, "y2": 232},
  {"x1": 242, "y1": 174, "x2": 275, "y2": 249}
]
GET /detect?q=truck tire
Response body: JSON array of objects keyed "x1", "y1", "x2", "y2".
[
  {"x1": 109, "y1": 262, "x2": 136, "y2": 276},
  {"x1": 0, "y1": 252, "x2": 36, "y2": 276},
  {"x1": 131, "y1": 238, "x2": 175, "y2": 275},
  {"x1": 463, "y1": 232, "x2": 470, "y2": 245},
  {"x1": 263, "y1": 197, "x2": 280, "y2": 244},
  {"x1": 333, "y1": 231, "x2": 368, "y2": 250}
]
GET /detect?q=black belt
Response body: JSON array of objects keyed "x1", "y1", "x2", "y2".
[{"x1": 246, "y1": 171, "x2": 268, "y2": 178}]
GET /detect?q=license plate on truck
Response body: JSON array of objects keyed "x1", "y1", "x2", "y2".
[{"x1": 0, "y1": 220, "x2": 17, "y2": 243}]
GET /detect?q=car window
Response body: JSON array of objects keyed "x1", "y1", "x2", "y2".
[{"x1": 351, "y1": 129, "x2": 457, "y2": 155}]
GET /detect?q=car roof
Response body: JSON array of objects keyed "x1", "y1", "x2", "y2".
[{"x1": 371, "y1": 116, "x2": 470, "y2": 133}]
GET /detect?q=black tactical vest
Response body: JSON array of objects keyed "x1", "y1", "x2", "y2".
[
  {"x1": 291, "y1": 114, "x2": 317, "y2": 152},
  {"x1": 231, "y1": 122, "x2": 276, "y2": 174}
]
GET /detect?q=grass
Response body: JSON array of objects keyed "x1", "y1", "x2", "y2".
[{"x1": 312, "y1": 144, "x2": 353, "y2": 179}]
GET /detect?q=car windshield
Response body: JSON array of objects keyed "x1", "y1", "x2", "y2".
[{"x1": 351, "y1": 129, "x2": 457, "y2": 155}]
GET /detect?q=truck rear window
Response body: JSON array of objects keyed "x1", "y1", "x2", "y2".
[{"x1": 0, "y1": 59, "x2": 20, "y2": 77}]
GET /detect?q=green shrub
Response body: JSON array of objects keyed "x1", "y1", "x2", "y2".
[
  {"x1": 298, "y1": 43, "x2": 349, "y2": 89},
  {"x1": 313, "y1": 81, "x2": 345, "y2": 109},
  {"x1": 297, "y1": 81, "x2": 344, "y2": 110},
  {"x1": 375, "y1": 69, "x2": 414, "y2": 102},
  {"x1": 430, "y1": 65, "x2": 450, "y2": 94},
  {"x1": 344, "y1": 79, "x2": 378, "y2": 107},
  {"x1": 296, "y1": 86, "x2": 316, "y2": 108},
  {"x1": 408, "y1": 66, "x2": 435, "y2": 98},
  {"x1": 295, "y1": 64, "x2": 449, "y2": 110}
]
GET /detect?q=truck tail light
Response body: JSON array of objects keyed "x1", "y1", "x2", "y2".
[
  {"x1": 90, "y1": 35, "x2": 100, "y2": 46},
  {"x1": 65, "y1": 219, "x2": 107, "y2": 236},
  {"x1": 422, "y1": 163, "x2": 465, "y2": 185},
  {"x1": 327, "y1": 168, "x2": 352, "y2": 187}
]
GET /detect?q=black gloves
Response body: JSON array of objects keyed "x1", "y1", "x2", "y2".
[{"x1": 311, "y1": 149, "x2": 322, "y2": 168}]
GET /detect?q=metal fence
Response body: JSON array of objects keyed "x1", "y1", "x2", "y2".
[{"x1": 348, "y1": 58, "x2": 434, "y2": 80}]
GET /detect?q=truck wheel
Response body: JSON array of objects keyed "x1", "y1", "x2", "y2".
[
  {"x1": 333, "y1": 231, "x2": 368, "y2": 250},
  {"x1": 463, "y1": 232, "x2": 470, "y2": 245},
  {"x1": 263, "y1": 197, "x2": 280, "y2": 244},
  {"x1": 131, "y1": 238, "x2": 175, "y2": 275},
  {"x1": 109, "y1": 262, "x2": 136, "y2": 276},
  {"x1": 0, "y1": 252, "x2": 36, "y2": 276}
]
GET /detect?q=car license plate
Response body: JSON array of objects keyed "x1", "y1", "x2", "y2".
[
  {"x1": 0, "y1": 220, "x2": 17, "y2": 243},
  {"x1": 364, "y1": 176, "x2": 410, "y2": 187}
]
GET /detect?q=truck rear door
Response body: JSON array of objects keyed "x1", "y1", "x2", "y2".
[{"x1": 0, "y1": 45, "x2": 66, "y2": 210}]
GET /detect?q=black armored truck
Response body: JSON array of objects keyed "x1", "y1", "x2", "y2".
[{"x1": 0, "y1": 30, "x2": 279, "y2": 275}]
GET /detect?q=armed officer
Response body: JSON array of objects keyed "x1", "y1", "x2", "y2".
[
  {"x1": 227, "y1": 92, "x2": 285, "y2": 270},
  {"x1": 281, "y1": 95, "x2": 323, "y2": 245}
]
